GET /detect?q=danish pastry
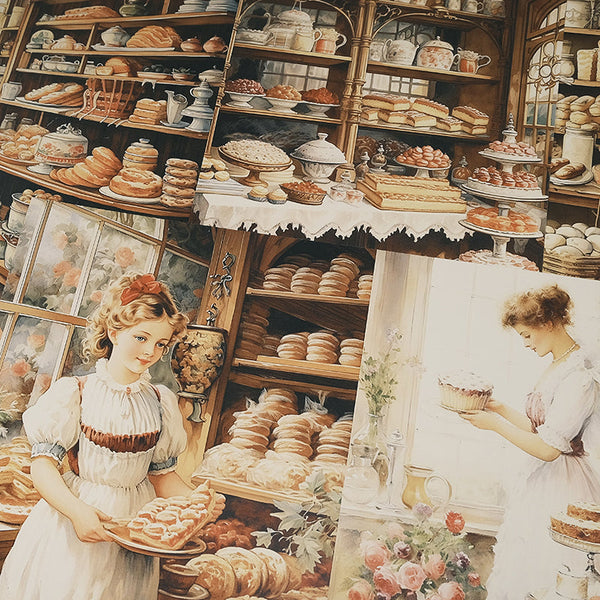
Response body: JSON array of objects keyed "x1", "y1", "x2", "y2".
[{"x1": 109, "y1": 168, "x2": 163, "y2": 198}]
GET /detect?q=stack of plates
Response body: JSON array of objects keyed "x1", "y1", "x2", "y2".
[
  {"x1": 176, "y1": 0, "x2": 208, "y2": 13},
  {"x1": 206, "y1": 0, "x2": 238, "y2": 11}
]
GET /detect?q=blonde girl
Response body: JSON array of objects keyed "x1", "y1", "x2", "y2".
[{"x1": 0, "y1": 272, "x2": 192, "y2": 600}]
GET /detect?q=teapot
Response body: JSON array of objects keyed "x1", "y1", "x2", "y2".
[
  {"x1": 165, "y1": 89, "x2": 188, "y2": 125},
  {"x1": 383, "y1": 38, "x2": 417, "y2": 65},
  {"x1": 51, "y1": 35, "x2": 77, "y2": 50},
  {"x1": 401, "y1": 464, "x2": 452, "y2": 509},
  {"x1": 180, "y1": 37, "x2": 203, "y2": 52},
  {"x1": 119, "y1": 0, "x2": 150, "y2": 17},
  {"x1": 203, "y1": 36, "x2": 228, "y2": 53},
  {"x1": 100, "y1": 26, "x2": 130, "y2": 47},
  {"x1": 416, "y1": 37, "x2": 457, "y2": 71}
]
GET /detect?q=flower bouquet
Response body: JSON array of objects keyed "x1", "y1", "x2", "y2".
[{"x1": 347, "y1": 504, "x2": 485, "y2": 600}]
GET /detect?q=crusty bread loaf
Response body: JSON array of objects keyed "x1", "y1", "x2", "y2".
[
  {"x1": 571, "y1": 95, "x2": 595, "y2": 110},
  {"x1": 550, "y1": 157, "x2": 570, "y2": 173},
  {"x1": 554, "y1": 162, "x2": 586, "y2": 180},
  {"x1": 62, "y1": 5, "x2": 119, "y2": 19},
  {"x1": 105, "y1": 57, "x2": 133, "y2": 76},
  {"x1": 24, "y1": 83, "x2": 62, "y2": 101},
  {"x1": 126, "y1": 25, "x2": 181, "y2": 49}
]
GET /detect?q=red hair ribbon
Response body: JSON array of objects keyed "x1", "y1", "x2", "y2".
[{"x1": 120, "y1": 274, "x2": 162, "y2": 305}]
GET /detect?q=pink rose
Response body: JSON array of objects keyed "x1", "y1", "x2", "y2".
[
  {"x1": 468, "y1": 573, "x2": 481, "y2": 587},
  {"x1": 90, "y1": 290, "x2": 103, "y2": 303},
  {"x1": 53, "y1": 260, "x2": 72, "y2": 277},
  {"x1": 438, "y1": 581, "x2": 465, "y2": 600},
  {"x1": 52, "y1": 231, "x2": 68, "y2": 250},
  {"x1": 397, "y1": 561, "x2": 427, "y2": 592},
  {"x1": 11, "y1": 358, "x2": 31, "y2": 377},
  {"x1": 361, "y1": 540, "x2": 391, "y2": 571},
  {"x1": 385, "y1": 521, "x2": 406, "y2": 540},
  {"x1": 427, "y1": 594, "x2": 442, "y2": 600},
  {"x1": 373, "y1": 565, "x2": 401, "y2": 598},
  {"x1": 27, "y1": 333, "x2": 46, "y2": 350},
  {"x1": 64, "y1": 267, "x2": 81, "y2": 288},
  {"x1": 348, "y1": 579, "x2": 374, "y2": 600},
  {"x1": 422, "y1": 554, "x2": 446, "y2": 580},
  {"x1": 115, "y1": 246, "x2": 135, "y2": 269}
]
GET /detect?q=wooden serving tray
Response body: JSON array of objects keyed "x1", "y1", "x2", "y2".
[{"x1": 357, "y1": 180, "x2": 466, "y2": 213}]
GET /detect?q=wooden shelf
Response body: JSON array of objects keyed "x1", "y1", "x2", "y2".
[
  {"x1": 26, "y1": 48, "x2": 224, "y2": 59},
  {"x1": 374, "y1": 1, "x2": 505, "y2": 24},
  {"x1": 358, "y1": 118, "x2": 491, "y2": 142},
  {"x1": 220, "y1": 104, "x2": 343, "y2": 125},
  {"x1": 367, "y1": 61, "x2": 500, "y2": 84},
  {"x1": 0, "y1": 157, "x2": 192, "y2": 218},
  {"x1": 549, "y1": 183, "x2": 600, "y2": 209},
  {"x1": 0, "y1": 26, "x2": 18, "y2": 32},
  {"x1": 246, "y1": 287, "x2": 369, "y2": 306},
  {"x1": 15, "y1": 68, "x2": 223, "y2": 88},
  {"x1": 35, "y1": 11, "x2": 235, "y2": 30},
  {"x1": 564, "y1": 79, "x2": 600, "y2": 88},
  {"x1": 563, "y1": 26, "x2": 600, "y2": 36},
  {"x1": 0, "y1": 99, "x2": 211, "y2": 140},
  {"x1": 232, "y1": 43, "x2": 352, "y2": 67},
  {"x1": 233, "y1": 356, "x2": 360, "y2": 382},
  {"x1": 191, "y1": 475, "x2": 311, "y2": 505}
]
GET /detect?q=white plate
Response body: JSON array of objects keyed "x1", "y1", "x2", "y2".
[
  {"x1": 160, "y1": 120, "x2": 189, "y2": 129},
  {"x1": 99, "y1": 186, "x2": 161, "y2": 204},
  {"x1": 461, "y1": 183, "x2": 548, "y2": 202},
  {"x1": 479, "y1": 149, "x2": 542, "y2": 163},
  {"x1": 459, "y1": 219, "x2": 543, "y2": 239},
  {"x1": 92, "y1": 44, "x2": 174, "y2": 52},
  {"x1": 304, "y1": 102, "x2": 339, "y2": 115},
  {"x1": 16, "y1": 96, "x2": 79, "y2": 110},
  {"x1": 395, "y1": 160, "x2": 450, "y2": 172},
  {"x1": 440, "y1": 403, "x2": 480, "y2": 414},
  {"x1": 549, "y1": 527, "x2": 600, "y2": 553},
  {"x1": 550, "y1": 169, "x2": 594, "y2": 186},
  {"x1": 29, "y1": 29, "x2": 54, "y2": 45}
]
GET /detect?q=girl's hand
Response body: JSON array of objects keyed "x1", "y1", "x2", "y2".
[
  {"x1": 69, "y1": 501, "x2": 112, "y2": 543},
  {"x1": 460, "y1": 409, "x2": 502, "y2": 431},
  {"x1": 483, "y1": 399, "x2": 503, "y2": 413}
]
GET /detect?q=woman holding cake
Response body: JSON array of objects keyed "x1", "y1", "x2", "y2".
[
  {"x1": 0, "y1": 272, "x2": 193, "y2": 599},
  {"x1": 461, "y1": 284, "x2": 600, "y2": 600}
]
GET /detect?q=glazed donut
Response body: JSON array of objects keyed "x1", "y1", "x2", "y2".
[
  {"x1": 92, "y1": 146, "x2": 122, "y2": 172},
  {"x1": 165, "y1": 166, "x2": 197, "y2": 178},
  {"x1": 84, "y1": 156, "x2": 117, "y2": 179},
  {"x1": 163, "y1": 174, "x2": 197, "y2": 188},
  {"x1": 166, "y1": 157, "x2": 198, "y2": 170},
  {"x1": 109, "y1": 168, "x2": 162, "y2": 198},
  {"x1": 73, "y1": 162, "x2": 110, "y2": 187},
  {"x1": 162, "y1": 184, "x2": 195, "y2": 198}
]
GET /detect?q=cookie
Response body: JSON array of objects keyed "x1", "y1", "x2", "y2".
[{"x1": 166, "y1": 158, "x2": 199, "y2": 170}]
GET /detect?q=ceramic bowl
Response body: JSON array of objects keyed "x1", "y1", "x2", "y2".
[
  {"x1": 172, "y1": 72, "x2": 195, "y2": 81},
  {"x1": 226, "y1": 91, "x2": 264, "y2": 107},
  {"x1": 293, "y1": 159, "x2": 340, "y2": 183},
  {"x1": 304, "y1": 101, "x2": 338, "y2": 116},
  {"x1": 265, "y1": 97, "x2": 301, "y2": 114},
  {"x1": 161, "y1": 563, "x2": 198, "y2": 596}
]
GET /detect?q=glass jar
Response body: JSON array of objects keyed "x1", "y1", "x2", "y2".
[
  {"x1": 563, "y1": 127, "x2": 595, "y2": 169},
  {"x1": 369, "y1": 145, "x2": 387, "y2": 172},
  {"x1": 352, "y1": 412, "x2": 390, "y2": 489},
  {"x1": 343, "y1": 443, "x2": 380, "y2": 505},
  {"x1": 329, "y1": 172, "x2": 354, "y2": 202}
]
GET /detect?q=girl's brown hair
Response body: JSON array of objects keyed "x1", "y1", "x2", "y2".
[
  {"x1": 83, "y1": 272, "x2": 188, "y2": 361},
  {"x1": 501, "y1": 284, "x2": 572, "y2": 329}
]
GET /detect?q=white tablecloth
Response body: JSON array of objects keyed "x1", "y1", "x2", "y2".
[{"x1": 193, "y1": 193, "x2": 471, "y2": 242}]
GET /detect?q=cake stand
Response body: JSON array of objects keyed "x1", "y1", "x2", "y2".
[
  {"x1": 218, "y1": 147, "x2": 292, "y2": 187},
  {"x1": 550, "y1": 529, "x2": 600, "y2": 590}
]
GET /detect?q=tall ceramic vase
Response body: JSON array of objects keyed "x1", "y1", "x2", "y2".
[{"x1": 170, "y1": 324, "x2": 227, "y2": 422}]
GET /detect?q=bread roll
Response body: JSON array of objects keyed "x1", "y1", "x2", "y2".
[{"x1": 554, "y1": 163, "x2": 586, "y2": 179}]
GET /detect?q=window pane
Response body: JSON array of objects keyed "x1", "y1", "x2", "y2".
[
  {"x1": 78, "y1": 226, "x2": 158, "y2": 319},
  {"x1": 83, "y1": 205, "x2": 164, "y2": 238}
]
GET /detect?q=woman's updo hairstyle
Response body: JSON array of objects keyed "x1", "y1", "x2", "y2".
[
  {"x1": 501, "y1": 284, "x2": 572, "y2": 329},
  {"x1": 83, "y1": 272, "x2": 188, "y2": 361}
]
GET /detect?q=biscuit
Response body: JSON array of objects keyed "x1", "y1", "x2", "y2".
[{"x1": 166, "y1": 158, "x2": 199, "y2": 170}]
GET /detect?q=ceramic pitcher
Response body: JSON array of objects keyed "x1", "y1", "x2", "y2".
[{"x1": 401, "y1": 464, "x2": 452, "y2": 509}]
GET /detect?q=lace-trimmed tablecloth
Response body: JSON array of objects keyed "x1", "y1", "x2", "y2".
[{"x1": 193, "y1": 193, "x2": 471, "y2": 242}]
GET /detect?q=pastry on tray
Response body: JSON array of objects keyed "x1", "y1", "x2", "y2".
[
  {"x1": 438, "y1": 370, "x2": 493, "y2": 412},
  {"x1": 125, "y1": 483, "x2": 225, "y2": 550}
]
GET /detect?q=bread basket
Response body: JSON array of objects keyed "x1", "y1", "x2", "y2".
[{"x1": 280, "y1": 183, "x2": 326, "y2": 205}]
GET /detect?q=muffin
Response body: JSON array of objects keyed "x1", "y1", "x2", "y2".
[
  {"x1": 248, "y1": 185, "x2": 268, "y2": 202},
  {"x1": 267, "y1": 188, "x2": 287, "y2": 205},
  {"x1": 438, "y1": 370, "x2": 493, "y2": 411}
]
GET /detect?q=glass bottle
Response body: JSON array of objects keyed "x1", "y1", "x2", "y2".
[
  {"x1": 355, "y1": 151, "x2": 370, "y2": 180},
  {"x1": 343, "y1": 443, "x2": 380, "y2": 505}
]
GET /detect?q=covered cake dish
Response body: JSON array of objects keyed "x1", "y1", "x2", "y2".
[
  {"x1": 416, "y1": 37, "x2": 457, "y2": 70},
  {"x1": 32, "y1": 123, "x2": 87, "y2": 173},
  {"x1": 291, "y1": 133, "x2": 346, "y2": 183}
]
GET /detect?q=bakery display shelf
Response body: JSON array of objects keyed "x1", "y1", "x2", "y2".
[
  {"x1": 563, "y1": 26, "x2": 600, "y2": 36},
  {"x1": 0, "y1": 26, "x2": 18, "y2": 32},
  {"x1": 549, "y1": 184, "x2": 600, "y2": 209},
  {"x1": 0, "y1": 98, "x2": 210, "y2": 139},
  {"x1": 565, "y1": 79, "x2": 600, "y2": 88},
  {"x1": 16, "y1": 68, "x2": 222, "y2": 88},
  {"x1": 26, "y1": 49, "x2": 221, "y2": 59},
  {"x1": 191, "y1": 475, "x2": 312, "y2": 505},
  {"x1": 34, "y1": 12, "x2": 235, "y2": 31},
  {"x1": 228, "y1": 369, "x2": 358, "y2": 401},
  {"x1": 232, "y1": 43, "x2": 352, "y2": 67},
  {"x1": 220, "y1": 104, "x2": 343, "y2": 124},
  {"x1": 0, "y1": 158, "x2": 191, "y2": 219},
  {"x1": 367, "y1": 61, "x2": 499, "y2": 84},
  {"x1": 374, "y1": 0, "x2": 505, "y2": 23},
  {"x1": 358, "y1": 119, "x2": 491, "y2": 141},
  {"x1": 233, "y1": 356, "x2": 360, "y2": 382},
  {"x1": 245, "y1": 287, "x2": 369, "y2": 306}
]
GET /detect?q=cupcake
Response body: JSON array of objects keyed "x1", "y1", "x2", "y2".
[
  {"x1": 248, "y1": 185, "x2": 268, "y2": 202},
  {"x1": 267, "y1": 188, "x2": 287, "y2": 205}
]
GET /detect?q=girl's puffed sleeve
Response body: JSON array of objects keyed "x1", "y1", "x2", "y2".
[
  {"x1": 22, "y1": 377, "x2": 81, "y2": 465},
  {"x1": 149, "y1": 385, "x2": 187, "y2": 475},
  {"x1": 537, "y1": 368, "x2": 596, "y2": 453}
]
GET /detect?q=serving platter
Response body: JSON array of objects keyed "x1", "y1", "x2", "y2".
[
  {"x1": 461, "y1": 183, "x2": 548, "y2": 202},
  {"x1": 459, "y1": 220, "x2": 543, "y2": 239},
  {"x1": 0, "y1": 152, "x2": 36, "y2": 165},
  {"x1": 549, "y1": 527, "x2": 600, "y2": 553},
  {"x1": 137, "y1": 72, "x2": 173, "y2": 81},
  {"x1": 479, "y1": 149, "x2": 542, "y2": 163},
  {"x1": 550, "y1": 169, "x2": 594, "y2": 186},
  {"x1": 92, "y1": 44, "x2": 175, "y2": 52},
  {"x1": 217, "y1": 147, "x2": 292, "y2": 187},
  {"x1": 105, "y1": 524, "x2": 207, "y2": 559},
  {"x1": 440, "y1": 403, "x2": 480, "y2": 415},
  {"x1": 16, "y1": 96, "x2": 80, "y2": 110},
  {"x1": 99, "y1": 186, "x2": 161, "y2": 204}
]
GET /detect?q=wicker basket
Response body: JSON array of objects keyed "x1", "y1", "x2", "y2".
[
  {"x1": 281, "y1": 184, "x2": 326, "y2": 205},
  {"x1": 542, "y1": 252, "x2": 600, "y2": 279},
  {"x1": 82, "y1": 78, "x2": 138, "y2": 119}
]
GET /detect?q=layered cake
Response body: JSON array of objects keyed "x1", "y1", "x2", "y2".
[
  {"x1": 438, "y1": 370, "x2": 493, "y2": 411},
  {"x1": 551, "y1": 502, "x2": 600, "y2": 544},
  {"x1": 467, "y1": 166, "x2": 541, "y2": 198}
]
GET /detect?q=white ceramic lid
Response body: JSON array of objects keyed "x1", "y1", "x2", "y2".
[
  {"x1": 275, "y1": 7, "x2": 313, "y2": 27},
  {"x1": 420, "y1": 36, "x2": 454, "y2": 50},
  {"x1": 291, "y1": 133, "x2": 346, "y2": 164},
  {"x1": 42, "y1": 122, "x2": 86, "y2": 144}
]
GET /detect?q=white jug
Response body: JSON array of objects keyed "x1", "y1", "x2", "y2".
[{"x1": 165, "y1": 90, "x2": 188, "y2": 125}]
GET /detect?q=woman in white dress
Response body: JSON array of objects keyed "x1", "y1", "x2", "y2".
[
  {"x1": 461, "y1": 284, "x2": 600, "y2": 600},
  {"x1": 0, "y1": 272, "x2": 191, "y2": 600}
]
